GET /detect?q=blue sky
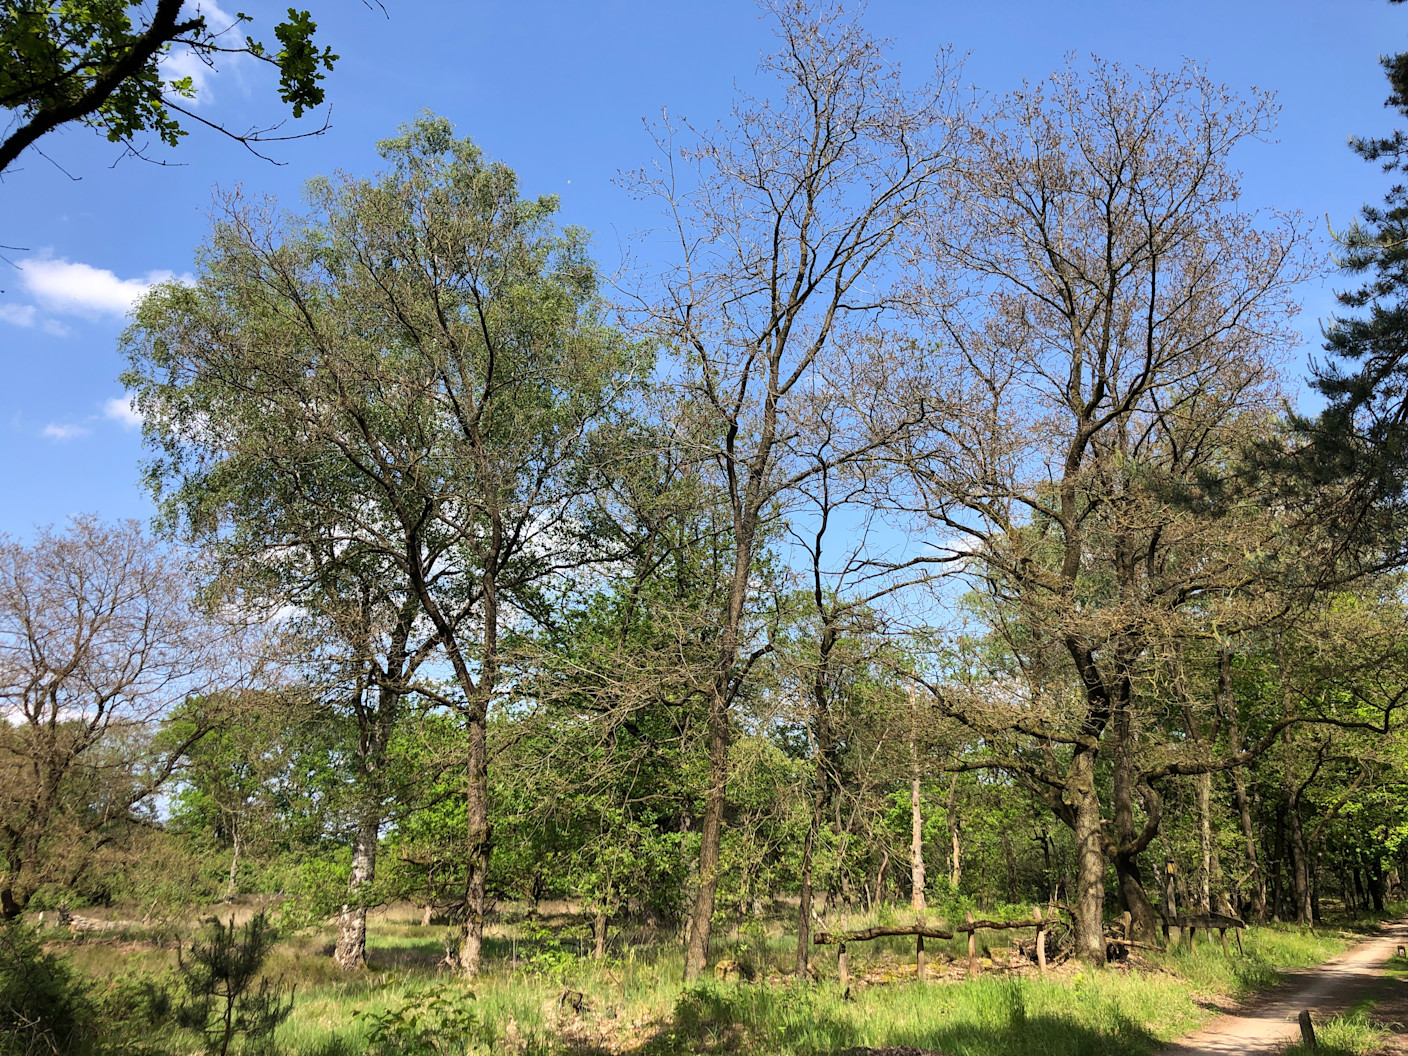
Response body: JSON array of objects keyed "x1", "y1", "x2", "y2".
[{"x1": 0, "y1": 0, "x2": 1403, "y2": 538}]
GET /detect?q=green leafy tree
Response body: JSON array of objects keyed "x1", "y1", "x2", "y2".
[
  {"x1": 124, "y1": 114, "x2": 642, "y2": 975},
  {"x1": 0, "y1": 1, "x2": 337, "y2": 173}
]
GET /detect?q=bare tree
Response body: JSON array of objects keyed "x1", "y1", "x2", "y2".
[
  {"x1": 0, "y1": 518, "x2": 240, "y2": 917},
  {"x1": 894, "y1": 59, "x2": 1309, "y2": 959},
  {"x1": 627, "y1": 0, "x2": 966, "y2": 981}
]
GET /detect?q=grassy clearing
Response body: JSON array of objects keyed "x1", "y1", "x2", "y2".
[{"x1": 45, "y1": 906, "x2": 1385, "y2": 1055}]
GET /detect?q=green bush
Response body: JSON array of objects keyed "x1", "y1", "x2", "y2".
[
  {"x1": 0, "y1": 920, "x2": 93, "y2": 1055},
  {"x1": 356, "y1": 982, "x2": 486, "y2": 1056}
]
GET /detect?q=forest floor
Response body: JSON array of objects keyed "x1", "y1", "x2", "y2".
[{"x1": 44, "y1": 901, "x2": 1408, "y2": 1055}]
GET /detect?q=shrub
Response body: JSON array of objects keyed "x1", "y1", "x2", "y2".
[
  {"x1": 357, "y1": 982, "x2": 485, "y2": 1056},
  {"x1": 0, "y1": 919, "x2": 93, "y2": 1056}
]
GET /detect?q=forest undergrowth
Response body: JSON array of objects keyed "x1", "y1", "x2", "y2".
[{"x1": 25, "y1": 900, "x2": 1397, "y2": 1056}]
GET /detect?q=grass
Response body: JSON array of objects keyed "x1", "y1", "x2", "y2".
[
  {"x1": 1281, "y1": 1001, "x2": 1391, "y2": 1056},
  {"x1": 42, "y1": 904, "x2": 1396, "y2": 1055}
]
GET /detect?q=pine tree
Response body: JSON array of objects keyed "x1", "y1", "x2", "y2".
[{"x1": 1312, "y1": 1, "x2": 1408, "y2": 531}]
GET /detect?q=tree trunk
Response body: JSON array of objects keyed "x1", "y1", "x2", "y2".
[
  {"x1": 1114, "y1": 852, "x2": 1160, "y2": 942},
  {"x1": 225, "y1": 822, "x2": 241, "y2": 902},
  {"x1": 795, "y1": 798, "x2": 821, "y2": 977},
  {"x1": 947, "y1": 774, "x2": 961, "y2": 890},
  {"x1": 334, "y1": 810, "x2": 380, "y2": 970},
  {"x1": 593, "y1": 907, "x2": 608, "y2": 959},
  {"x1": 1287, "y1": 796, "x2": 1312, "y2": 924},
  {"x1": 458, "y1": 711, "x2": 491, "y2": 975},
  {"x1": 1370, "y1": 856, "x2": 1387, "y2": 913},
  {"x1": 1110, "y1": 712, "x2": 1158, "y2": 942},
  {"x1": 910, "y1": 744, "x2": 926, "y2": 914},
  {"x1": 1069, "y1": 751, "x2": 1107, "y2": 963},
  {"x1": 1196, "y1": 772, "x2": 1214, "y2": 912},
  {"x1": 1231, "y1": 771, "x2": 1265, "y2": 921},
  {"x1": 1222, "y1": 648, "x2": 1266, "y2": 921},
  {"x1": 683, "y1": 689, "x2": 729, "y2": 982},
  {"x1": 1270, "y1": 808, "x2": 1286, "y2": 921}
]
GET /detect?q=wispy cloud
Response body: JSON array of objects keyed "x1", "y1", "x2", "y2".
[
  {"x1": 103, "y1": 395, "x2": 143, "y2": 430},
  {"x1": 42, "y1": 423, "x2": 92, "y2": 441},
  {"x1": 0, "y1": 304, "x2": 36, "y2": 327}
]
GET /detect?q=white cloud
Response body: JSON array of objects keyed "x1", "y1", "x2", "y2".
[
  {"x1": 40, "y1": 319, "x2": 70, "y2": 337},
  {"x1": 17, "y1": 257, "x2": 188, "y2": 319},
  {"x1": 161, "y1": 1, "x2": 244, "y2": 102},
  {"x1": 43, "y1": 423, "x2": 91, "y2": 441},
  {"x1": 104, "y1": 395, "x2": 143, "y2": 430},
  {"x1": 0, "y1": 304, "x2": 35, "y2": 327}
]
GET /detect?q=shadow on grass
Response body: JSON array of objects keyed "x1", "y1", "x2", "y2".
[
  {"x1": 635, "y1": 981, "x2": 1165, "y2": 1056},
  {"x1": 880, "y1": 1013, "x2": 1163, "y2": 1056}
]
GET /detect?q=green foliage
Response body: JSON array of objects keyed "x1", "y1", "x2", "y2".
[
  {"x1": 355, "y1": 982, "x2": 487, "y2": 1056},
  {"x1": 0, "y1": 2, "x2": 335, "y2": 169},
  {"x1": 0, "y1": 920, "x2": 92, "y2": 1055},
  {"x1": 175, "y1": 913, "x2": 293, "y2": 1056}
]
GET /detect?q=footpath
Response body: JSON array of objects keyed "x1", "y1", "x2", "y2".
[{"x1": 1160, "y1": 918, "x2": 1408, "y2": 1055}]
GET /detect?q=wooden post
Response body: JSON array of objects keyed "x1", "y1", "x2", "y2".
[
  {"x1": 916, "y1": 932, "x2": 926, "y2": 982},
  {"x1": 1034, "y1": 906, "x2": 1047, "y2": 974},
  {"x1": 1219, "y1": 927, "x2": 1230, "y2": 957},
  {"x1": 966, "y1": 909, "x2": 977, "y2": 974},
  {"x1": 1298, "y1": 1009, "x2": 1316, "y2": 1049},
  {"x1": 1188, "y1": 926, "x2": 1197, "y2": 954},
  {"x1": 838, "y1": 941, "x2": 849, "y2": 988},
  {"x1": 1164, "y1": 858, "x2": 1180, "y2": 949}
]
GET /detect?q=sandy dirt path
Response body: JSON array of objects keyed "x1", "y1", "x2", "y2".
[{"x1": 1159, "y1": 919, "x2": 1408, "y2": 1055}]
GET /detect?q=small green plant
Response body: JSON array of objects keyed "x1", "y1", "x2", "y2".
[
  {"x1": 175, "y1": 912, "x2": 293, "y2": 1056},
  {"x1": 356, "y1": 982, "x2": 483, "y2": 1056}
]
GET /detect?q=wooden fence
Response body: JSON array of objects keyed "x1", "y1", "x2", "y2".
[{"x1": 814, "y1": 906, "x2": 1056, "y2": 987}]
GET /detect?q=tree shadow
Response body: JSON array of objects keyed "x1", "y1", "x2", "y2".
[
  {"x1": 875, "y1": 1011, "x2": 1164, "y2": 1056},
  {"x1": 634, "y1": 981, "x2": 1167, "y2": 1056}
]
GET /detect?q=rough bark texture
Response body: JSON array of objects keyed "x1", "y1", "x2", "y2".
[
  {"x1": 458, "y1": 711, "x2": 491, "y2": 975},
  {"x1": 1070, "y1": 752, "x2": 1108, "y2": 963},
  {"x1": 334, "y1": 812, "x2": 380, "y2": 970},
  {"x1": 1196, "y1": 772, "x2": 1215, "y2": 912}
]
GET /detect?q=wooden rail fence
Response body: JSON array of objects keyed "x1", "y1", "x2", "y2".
[{"x1": 814, "y1": 906, "x2": 1056, "y2": 986}]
